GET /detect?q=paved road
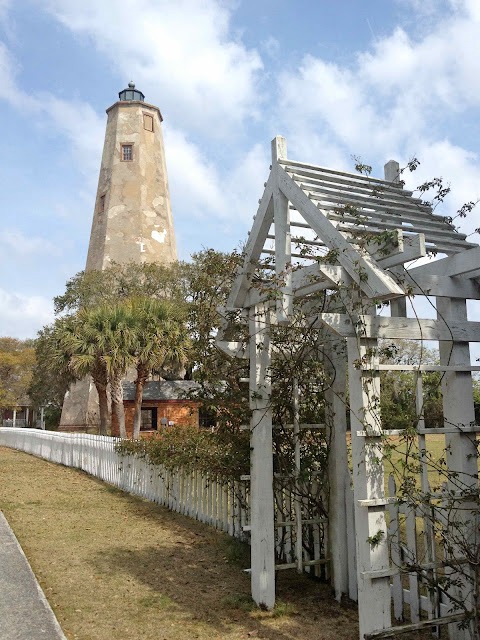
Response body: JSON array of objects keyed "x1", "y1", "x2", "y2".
[{"x1": 0, "y1": 511, "x2": 67, "y2": 640}]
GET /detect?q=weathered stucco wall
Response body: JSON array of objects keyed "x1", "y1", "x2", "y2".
[{"x1": 86, "y1": 100, "x2": 177, "y2": 271}]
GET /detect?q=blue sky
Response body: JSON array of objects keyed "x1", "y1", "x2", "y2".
[{"x1": 1, "y1": 0, "x2": 480, "y2": 339}]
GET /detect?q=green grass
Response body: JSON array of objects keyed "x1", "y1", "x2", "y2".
[
  {"x1": 221, "y1": 593, "x2": 257, "y2": 612},
  {"x1": 382, "y1": 434, "x2": 456, "y2": 491},
  {"x1": 222, "y1": 536, "x2": 250, "y2": 568}
]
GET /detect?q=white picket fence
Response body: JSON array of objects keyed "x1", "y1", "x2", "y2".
[
  {"x1": 0, "y1": 428, "x2": 330, "y2": 577},
  {"x1": 386, "y1": 474, "x2": 475, "y2": 636},
  {"x1": 0, "y1": 428, "x2": 249, "y2": 536}
]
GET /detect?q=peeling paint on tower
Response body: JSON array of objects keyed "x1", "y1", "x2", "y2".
[{"x1": 86, "y1": 82, "x2": 177, "y2": 270}]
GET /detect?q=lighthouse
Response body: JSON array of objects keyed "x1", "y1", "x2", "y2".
[
  {"x1": 86, "y1": 82, "x2": 177, "y2": 269},
  {"x1": 59, "y1": 83, "x2": 177, "y2": 431}
]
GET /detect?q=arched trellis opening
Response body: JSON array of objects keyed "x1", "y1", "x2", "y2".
[{"x1": 217, "y1": 136, "x2": 480, "y2": 640}]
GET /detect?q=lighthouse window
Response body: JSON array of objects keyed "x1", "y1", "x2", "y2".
[
  {"x1": 143, "y1": 114, "x2": 154, "y2": 132},
  {"x1": 121, "y1": 144, "x2": 133, "y2": 161},
  {"x1": 99, "y1": 194, "x2": 105, "y2": 212}
]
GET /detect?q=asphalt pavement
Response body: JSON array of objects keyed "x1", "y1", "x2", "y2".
[{"x1": 0, "y1": 511, "x2": 67, "y2": 640}]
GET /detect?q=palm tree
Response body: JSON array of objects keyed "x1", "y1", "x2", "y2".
[
  {"x1": 85, "y1": 304, "x2": 137, "y2": 439},
  {"x1": 126, "y1": 297, "x2": 191, "y2": 439},
  {"x1": 60, "y1": 304, "x2": 137, "y2": 438},
  {"x1": 57, "y1": 311, "x2": 111, "y2": 436},
  {"x1": 47, "y1": 297, "x2": 189, "y2": 439}
]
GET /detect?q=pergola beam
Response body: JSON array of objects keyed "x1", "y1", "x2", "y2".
[
  {"x1": 227, "y1": 173, "x2": 275, "y2": 310},
  {"x1": 317, "y1": 313, "x2": 480, "y2": 341},
  {"x1": 402, "y1": 272, "x2": 480, "y2": 299},
  {"x1": 277, "y1": 168, "x2": 405, "y2": 301},
  {"x1": 278, "y1": 158, "x2": 408, "y2": 192},
  {"x1": 216, "y1": 341, "x2": 247, "y2": 359},
  {"x1": 366, "y1": 232, "x2": 426, "y2": 268},
  {"x1": 408, "y1": 245, "x2": 480, "y2": 278}
]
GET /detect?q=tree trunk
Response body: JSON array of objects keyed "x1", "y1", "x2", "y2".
[
  {"x1": 110, "y1": 375, "x2": 126, "y2": 438},
  {"x1": 132, "y1": 366, "x2": 148, "y2": 440},
  {"x1": 92, "y1": 364, "x2": 110, "y2": 436},
  {"x1": 95, "y1": 382, "x2": 110, "y2": 436}
]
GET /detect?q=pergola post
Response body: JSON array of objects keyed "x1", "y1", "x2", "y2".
[
  {"x1": 249, "y1": 302, "x2": 275, "y2": 609},
  {"x1": 292, "y1": 377, "x2": 303, "y2": 573},
  {"x1": 437, "y1": 296, "x2": 478, "y2": 639},
  {"x1": 272, "y1": 136, "x2": 292, "y2": 324},
  {"x1": 347, "y1": 336, "x2": 391, "y2": 639},
  {"x1": 325, "y1": 339, "x2": 350, "y2": 600}
]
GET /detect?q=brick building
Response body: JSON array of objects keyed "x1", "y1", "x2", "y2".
[{"x1": 111, "y1": 380, "x2": 200, "y2": 438}]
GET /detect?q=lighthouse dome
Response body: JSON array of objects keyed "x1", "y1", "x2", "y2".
[{"x1": 118, "y1": 81, "x2": 145, "y2": 102}]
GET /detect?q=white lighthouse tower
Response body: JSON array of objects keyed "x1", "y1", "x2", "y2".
[
  {"x1": 60, "y1": 83, "x2": 177, "y2": 431},
  {"x1": 86, "y1": 81, "x2": 177, "y2": 270}
]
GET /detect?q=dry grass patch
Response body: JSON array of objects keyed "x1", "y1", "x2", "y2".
[
  {"x1": 0, "y1": 447, "x2": 359, "y2": 640},
  {"x1": 1, "y1": 446, "x2": 437, "y2": 640}
]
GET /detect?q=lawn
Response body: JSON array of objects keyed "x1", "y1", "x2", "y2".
[
  {"x1": 1, "y1": 446, "x2": 443, "y2": 640},
  {"x1": 382, "y1": 432, "x2": 480, "y2": 494},
  {"x1": 0, "y1": 446, "x2": 359, "y2": 640}
]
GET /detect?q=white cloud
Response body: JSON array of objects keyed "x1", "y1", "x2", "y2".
[
  {"x1": 397, "y1": 0, "x2": 451, "y2": 20},
  {"x1": 165, "y1": 126, "x2": 270, "y2": 231},
  {"x1": 224, "y1": 142, "x2": 270, "y2": 222},
  {"x1": 399, "y1": 140, "x2": 480, "y2": 238},
  {"x1": 0, "y1": 39, "x2": 104, "y2": 184},
  {"x1": 165, "y1": 127, "x2": 226, "y2": 219},
  {"x1": 0, "y1": 289, "x2": 54, "y2": 339},
  {"x1": 402, "y1": 0, "x2": 480, "y2": 23},
  {"x1": 277, "y1": 56, "x2": 404, "y2": 162},
  {"x1": 261, "y1": 36, "x2": 280, "y2": 58},
  {"x1": 0, "y1": 42, "x2": 35, "y2": 108},
  {"x1": 0, "y1": 0, "x2": 11, "y2": 25},
  {"x1": 40, "y1": 95, "x2": 104, "y2": 180},
  {"x1": 275, "y1": 1, "x2": 480, "y2": 239},
  {"x1": 0, "y1": 229, "x2": 60, "y2": 257},
  {"x1": 358, "y1": 12, "x2": 480, "y2": 112},
  {"x1": 41, "y1": 0, "x2": 263, "y2": 136}
]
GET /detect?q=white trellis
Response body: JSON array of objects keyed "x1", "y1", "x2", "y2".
[{"x1": 218, "y1": 136, "x2": 480, "y2": 639}]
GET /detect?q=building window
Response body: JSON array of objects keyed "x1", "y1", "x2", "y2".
[
  {"x1": 143, "y1": 114, "x2": 154, "y2": 132},
  {"x1": 121, "y1": 144, "x2": 133, "y2": 161},
  {"x1": 98, "y1": 194, "x2": 106, "y2": 213},
  {"x1": 140, "y1": 407, "x2": 158, "y2": 431}
]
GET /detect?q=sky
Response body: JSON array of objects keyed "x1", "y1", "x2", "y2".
[{"x1": 1, "y1": 0, "x2": 480, "y2": 339}]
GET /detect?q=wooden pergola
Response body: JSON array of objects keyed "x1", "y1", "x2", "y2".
[{"x1": 218, "y1": 137, "x2": 480, "y2": 639}]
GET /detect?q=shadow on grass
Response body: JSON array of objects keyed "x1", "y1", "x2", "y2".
[
  {"x1": 1, "y1": 450, "x2": 362, "y2": 639},
  {"x1": 88, "y1": 486, "x2": 356, "y2": 639},
  {"x1": 90, "y1": 542, "x2": 356, "y2": 640}
]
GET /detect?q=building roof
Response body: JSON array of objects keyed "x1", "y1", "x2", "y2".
[{"x1": 122, "y1": 380, "x2": 200, "y2": 402}]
